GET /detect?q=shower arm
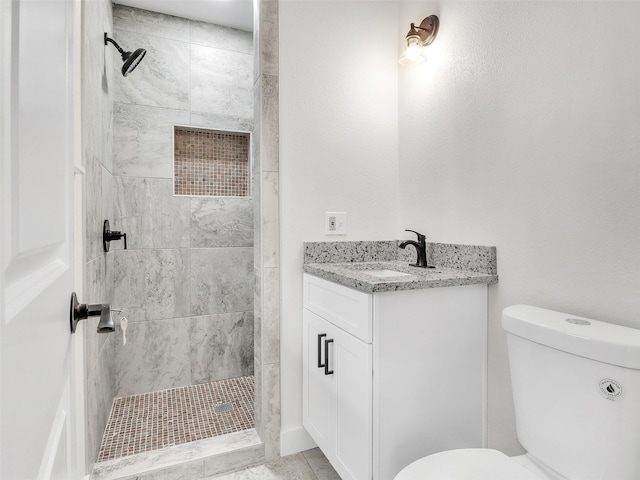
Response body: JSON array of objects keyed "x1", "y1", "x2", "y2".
[{"x1": 104, "y1": 33, "x2": 126, "y2": 57}]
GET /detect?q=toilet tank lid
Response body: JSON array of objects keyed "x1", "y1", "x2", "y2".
[{"x1": 502, "y1": 305, "x2": 640, "y2": 369}]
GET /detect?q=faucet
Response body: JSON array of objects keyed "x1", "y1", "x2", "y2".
[{"x1": 399, "y1": 229, "x2": 434, "y2": 268}]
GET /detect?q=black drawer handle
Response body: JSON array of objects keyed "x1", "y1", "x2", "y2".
[
  {"x1": 324, "y1": 338, "x2": 334, "y2": 375},
  {"x1": 317, "y1": 333, "x2": 327, "y2": 368}
]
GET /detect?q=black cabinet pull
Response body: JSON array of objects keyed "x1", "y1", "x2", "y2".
[
  {"x1": 324, "y1": 338, "x2": 334, "y2": 375},
  {"x1": 317, "y1": 333, "x2": 327, "y2": 368}
]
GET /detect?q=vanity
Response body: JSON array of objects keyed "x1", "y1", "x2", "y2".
[{"x1": 302, "y1": 241, "x2": 498, "y2": 480}]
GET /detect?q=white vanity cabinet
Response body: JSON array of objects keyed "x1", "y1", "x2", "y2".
[{"x1": 302, "y1": 273, "x2": 487, "y2": 480}]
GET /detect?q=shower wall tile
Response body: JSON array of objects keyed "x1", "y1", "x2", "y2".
[
  {"x1": 261, "y1": 361, "x2": 281, "y2": 460},
  {"x1": 189, "y1": 111, "x2": 253, "y2": 133},
  {"x1": 254, "y1": 0, "x2": 279, "y2": 81},
  {"x1": 114, "y1": 249, "x2": 190, "y2": 322},
  {"x1": 84, "y1": 152, "x2": 103, "y2": 262},
  {"x1": 190, "y1": 312, "x2": 254, "y2": 384},
  {"x1": 115, "y1": 176, "x2": 190, "y2": 249},
  {"x1": 114, "y1": 317, "x2": 191, "y2": 397},
  {"x1": 191, "y1": 45, "x2": 253, "y2": 119},
  {"x1": 190, "y1": 247, "x2": 253, "y2": 316},
  {"x1": 86, "y1": 336, "x2": 116, "y2": 473},
  {"x1": 260, "y1": 267, "x2": 280, "y2": 365},
  {"x1": 113, "y1": 103, "x2": 189, "y2": 178},
  {"x1": 190, "y1": 198, "x2": 253, "y2": 248},
  {"x1": 113, "y1": 4, "x2": 190, "y2": 42},
  {"x1": 190, "y1": 20, "x2": 253, "y2": 54},
  {"x1": 113, "y1": 29, "x2": 190, "y2": 110},
  {"x1": 258, "y1": 75, "x2": 279, "y2": 172},
  {"x1": 261, "y1": 172, "x2": 279, "y2": 268},
  {"x1": 253, "y1": 268, "x2": 262, "y2": 365}
]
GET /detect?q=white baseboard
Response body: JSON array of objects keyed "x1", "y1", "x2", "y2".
[{"x1": 280, "y1": 426, "x2": 317, "y2": 457}]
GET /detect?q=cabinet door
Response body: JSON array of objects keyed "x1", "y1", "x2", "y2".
[
  {"x1": 303, "y1": 309, "x2": 334, "y2": 453},
  {"x1": 331, "y1": 324, "x2": 373, "y2": 480}
]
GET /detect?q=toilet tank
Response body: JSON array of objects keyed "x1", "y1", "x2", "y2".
[{"x1": 502, "y1": 305, "x2": 640, "y2": 480}]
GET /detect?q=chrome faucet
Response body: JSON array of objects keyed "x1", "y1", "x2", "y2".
[{"x1": 399, "y1": 229, "x2": 434, "y2": 268}]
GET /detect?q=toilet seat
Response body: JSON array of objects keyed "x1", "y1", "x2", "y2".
[{"x1": 394, "y1": 449, "x2": 541, "y2": 480}]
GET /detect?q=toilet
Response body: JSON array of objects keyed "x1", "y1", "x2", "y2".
[{"x1": 395, "y1": 304, "x2": 640, "y2": 480}]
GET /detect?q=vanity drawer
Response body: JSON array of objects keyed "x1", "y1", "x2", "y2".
[{"x1": 303, "y1": 273, "x2": 372, "y2": 343}]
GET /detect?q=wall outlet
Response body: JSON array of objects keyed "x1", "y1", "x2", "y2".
[{"x1": 325, "y1": 212, "x2": 347, "y2": 235}]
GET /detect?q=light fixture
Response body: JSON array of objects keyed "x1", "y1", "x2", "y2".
[
  {"x1": 104, "y1": 32, "x2": 147, "y2": 77},
  {"x1": 399, "y1": 15, "x2": 439, "y2": 66}
]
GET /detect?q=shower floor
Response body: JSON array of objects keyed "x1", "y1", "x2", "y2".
[{"x1": 97, "y1": 375, "x2": 255, "y2": 462}]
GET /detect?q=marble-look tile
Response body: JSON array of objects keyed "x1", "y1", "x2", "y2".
[
  {"x1": 191, "y1": 44, "x2": 253, "y2": 119},
  {"x1": 261, "y1": 172, "x2": 279, "y2": 268},
  {"x1": 301, "y1": 448, "x2": 341, "y2": 480},
  {"x1": 251, "y1": 85, "x2": 262, "y2": 173},
  {"x1": 255, "y1": 0, "x2": 278, "y2": 80},
  {"x1": 115, "y1": 176, "x2": 190, "y2": 249},
  {"x1": 253, "y1": 359, "x2": 263, "y2": 439},
  {"x1": 190, "y1": 20, "x2": 253, "y2": 54},
  {"x1": 253, "y1": 268, "x2": 262, "y2": 368},
  {"x1": 252, "y1": 173, "x2": 261, "y2": 271},
  {"x1": 86, "y1": 334, "x2": 116, "y2": 469},
  {"x1": 113, "y1": 249, "x2": 190, "y2": 322},
  {"x1": 261, "y1": 362, "x2": 280, "y2": 460},
  {"x1": 116, "y1": 460, "x2": 204, "y2": 480},
  {"x1": 113, "y1": 317, "x2": 191, "y2": 396},
  {"x1": 113, "y1": 29, "x2": 190, "y2": 110},
  {"x1": 203, "y1": 443, "x2": 264, "y2": 477},
  {"x1": 258, "y1": 75, "x2": 279, "y2": 172},
  {"x1": 212, "y1": 453, "x2": 315, "y2": 480},
  {"x1": 190, "y1": 312, "x2": 254, "y2": 384},
  {"x1": 92, "y1": 429, "x2": 262, "y2": 480},
  {"x1": 260, "y1": 267, "x2": 279, "y2": 365},
  {"x1": 101, "y1": 165, "x2": 115, "y2": 224},
  {"x1": 113, "y1": 4, "x2": 190, "y2": 42},
  {"x1": 190, "y1": 111, "x2": 253, "y2": 133},
  {"x1": 190, "y1": 198, "x2": 253, "y2": 248},
  {"x1": 190, "y1": 248, "x2": 253, "y2": 316},
  {"x1": 85, "y1": 152, "x2": 103, "y2": 262},
  {"x1": 112, "y1": 102, "x2": 190, "y2": 179}
]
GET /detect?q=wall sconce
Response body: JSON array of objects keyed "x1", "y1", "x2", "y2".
[{"x1": 399, "y1": 15, "x2": 439, "y2": 66}]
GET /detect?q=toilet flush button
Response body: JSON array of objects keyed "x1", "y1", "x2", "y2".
[{"x1": 599, "y1": 379, "x2": 622, "y2": 401}]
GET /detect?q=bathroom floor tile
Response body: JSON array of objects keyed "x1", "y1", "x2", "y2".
[{"x1": 98, "y1": 376, "x2": 254, "y2": 462}]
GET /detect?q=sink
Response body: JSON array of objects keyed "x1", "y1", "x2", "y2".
[{"x1": 361, "y1": 269, "x2": 412, "y2": 279}]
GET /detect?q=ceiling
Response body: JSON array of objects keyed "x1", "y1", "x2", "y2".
[{"x1": 113, "y1": 0, "x2": 254, "y2": 32}]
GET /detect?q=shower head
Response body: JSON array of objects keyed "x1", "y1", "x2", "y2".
[{"x1": 104, "y1": 32, "x2": 147, "y2": 77}]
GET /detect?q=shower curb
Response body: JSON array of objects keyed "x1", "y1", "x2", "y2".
[{"x1": 90, "y1": 429, "x2": 264, "y2": 480}]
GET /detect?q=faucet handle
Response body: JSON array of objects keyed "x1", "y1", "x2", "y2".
[{"x1": 405, "y1": 229, "x2": 426, "y2": 242}]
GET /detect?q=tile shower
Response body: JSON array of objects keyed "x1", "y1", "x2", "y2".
[{"x1": 91, "y1": 2, "x2": 255, "y2": 469}]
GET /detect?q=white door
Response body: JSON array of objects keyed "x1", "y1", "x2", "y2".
[{"x1": 1, "y1": 0, "x2": 81, "y2": 479}]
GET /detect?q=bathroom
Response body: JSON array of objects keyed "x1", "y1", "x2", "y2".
[{"x1": 1, "y1": 0, "x2": 639, "y2": 479}]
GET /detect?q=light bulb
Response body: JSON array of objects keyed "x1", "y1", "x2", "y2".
[{"x1": 399, "y1": 35, "x2": 426, "y2": 65}]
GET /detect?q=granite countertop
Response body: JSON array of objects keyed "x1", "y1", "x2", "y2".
[
  {"x1": 304, "y1": 260, "x2": 498, "y2": 293},
  {"x1": 303, "y1": 241, "x2": 498, "y2": 293}
]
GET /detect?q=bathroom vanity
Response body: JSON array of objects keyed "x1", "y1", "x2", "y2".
[{"x1": 301, "y1": 241, "x2": 498, "y2": 480}]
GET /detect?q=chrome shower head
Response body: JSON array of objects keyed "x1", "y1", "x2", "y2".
[{"x1": 104, "y1": 33, "x2": 147, "y2": 77}]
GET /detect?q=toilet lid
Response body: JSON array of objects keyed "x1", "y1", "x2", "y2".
[{"x1": 394, "y1": 449, "x2": 541, "y2": 480}]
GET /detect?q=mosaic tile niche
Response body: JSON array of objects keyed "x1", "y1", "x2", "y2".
[{"x1": 174, "y1": 126, "x2": 250, "y2": 197}]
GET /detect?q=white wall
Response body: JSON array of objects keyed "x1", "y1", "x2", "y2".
[
  {"x1": 280, "y1": 1, "x2": 400, "y2": 444},
  {"x1": 280, "y1": 0, "x2": 640, "y2": 457},
  {"x1": 398, "y1": 1, "x2": 640, "y2": 454}
]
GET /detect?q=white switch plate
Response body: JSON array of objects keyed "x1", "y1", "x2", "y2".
[{"x1": 325, "y1": 212, "x2": 347, "y2": 235}]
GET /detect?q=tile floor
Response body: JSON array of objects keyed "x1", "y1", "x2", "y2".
[
  {"x1": 98, "y1": 376, "x2": 255, "y2": 462},
  {"x1": 214, "y1": 448, "x2": 341, "y2": 480}
]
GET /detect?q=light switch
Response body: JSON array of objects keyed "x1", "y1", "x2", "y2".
[{"x1": 325, "y1": 212, "x2": 347, "y2": 235}]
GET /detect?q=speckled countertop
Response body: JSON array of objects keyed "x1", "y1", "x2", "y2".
[{"x1": 303, "y1": 241, "x2": 498, "y2": 293}]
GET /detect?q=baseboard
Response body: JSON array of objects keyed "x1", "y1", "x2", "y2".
[{"x1": 280, "y1": 426, "x2": 317, "y2": 457}]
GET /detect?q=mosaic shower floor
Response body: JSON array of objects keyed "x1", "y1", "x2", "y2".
[{"x1": 97, "y1": 375, "x2": 255, "y2": 462}]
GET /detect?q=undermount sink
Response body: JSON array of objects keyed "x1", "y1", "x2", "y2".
[{"x1": 361, "y1": 269, "x2": 412, "y2": 279}]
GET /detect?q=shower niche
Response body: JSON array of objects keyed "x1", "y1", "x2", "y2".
[{"x1": 173, "y1": 126, "x2": 251, "y2": 198}]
